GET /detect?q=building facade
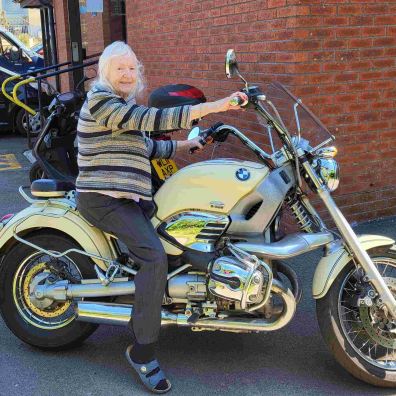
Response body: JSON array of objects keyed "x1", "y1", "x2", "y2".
[{"x1": 25, "y1": 0, "x2": 396, "y2": 224}]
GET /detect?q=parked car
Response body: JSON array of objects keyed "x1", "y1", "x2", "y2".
[
  {"x1": 0, "y1": 28, "x2": 52, "y2": 136},
  {"x1": 31, "y1": 43, "x2": 44, "y2": 57}
]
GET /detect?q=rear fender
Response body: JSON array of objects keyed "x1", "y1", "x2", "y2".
[
  {"x1": 313, "y1": 234, "x2": 395, "y2": 299},
  {"x1": 0, "y1": 203, "x2": 116, "y2": 271}
]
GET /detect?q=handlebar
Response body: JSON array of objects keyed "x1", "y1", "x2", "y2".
[
  {"x1": 229, "y1": 96, "x2": 245, "y2": 106},
  {"x1": 189, "y1": 122, "x2": 224, "y2": 154}
]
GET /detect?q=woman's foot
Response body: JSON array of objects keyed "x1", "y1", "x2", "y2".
[{"x1": 125, "y1": 344, "x2": 172, "y2": 394}]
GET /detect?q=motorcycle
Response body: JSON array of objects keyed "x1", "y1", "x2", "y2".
[{"x1": 0, "y1": 49, "x2": 395, "y2": 388}]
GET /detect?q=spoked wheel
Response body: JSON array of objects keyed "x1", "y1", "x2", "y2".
[
  {"x1": 0, "y1": 231, "x2": 98, "y2": 350},
  {"x1": 317, "y1": 246, "x2": 396, "y2": 387}
]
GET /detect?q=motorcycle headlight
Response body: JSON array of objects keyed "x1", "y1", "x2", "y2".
[{"x1": 316, "y1": 158, "x2": 340, "y2": 192}]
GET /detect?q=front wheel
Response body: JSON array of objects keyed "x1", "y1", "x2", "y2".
[
  {"x1": 0, "y1": 231, "x2": 99, "y2": 350},
  {"x1": 317, "y1": 246, "x2": 396, "y2": 387}
]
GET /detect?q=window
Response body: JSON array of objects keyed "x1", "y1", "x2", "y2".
[{"x1": 111, "y1": 0, "x2": 125, "y2": 16}]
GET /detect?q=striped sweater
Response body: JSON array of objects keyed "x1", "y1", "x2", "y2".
[{"x1": 76, "y1": 83, "x2": 192, "y2": 201}]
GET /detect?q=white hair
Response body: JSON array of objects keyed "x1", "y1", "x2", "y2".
[{"x1": 94, "y1": 41, "x2": 146, "y2": 97}]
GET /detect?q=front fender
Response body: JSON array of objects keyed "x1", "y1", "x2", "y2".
[
  {"x1": 313, "y1": 234, "x2": 395, "y2": 299},
  {"x1": 0, "y1": 202, "x2": 116, "y2": 271}
]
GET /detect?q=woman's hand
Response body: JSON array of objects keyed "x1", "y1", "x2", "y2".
[
  {"x1": 213, "y1": 92, "x2": 249, "y2": 113},
  {"x1": 176, "y1": 137, "x2": 206, "y2": 153},
  {"x1": 190, "y1": 91, "x2": 248, "y2": 120}
]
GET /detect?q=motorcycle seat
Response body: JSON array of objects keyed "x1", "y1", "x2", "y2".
[{"x1": 31, "y1": 179, "x2": 75, "y2": 198}]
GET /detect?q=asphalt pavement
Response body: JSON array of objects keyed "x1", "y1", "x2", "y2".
[{"x1": 1, "y1": 133, "x2": 396, "y2": 395}]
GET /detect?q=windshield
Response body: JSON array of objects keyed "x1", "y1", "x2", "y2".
[{"x1": 258, "y1": 82, "x2": 334, "y2": 152}]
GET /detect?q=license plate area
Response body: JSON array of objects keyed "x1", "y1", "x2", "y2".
[{"x1": 151, "y1": 159, "x2": 178, "y2": 180}]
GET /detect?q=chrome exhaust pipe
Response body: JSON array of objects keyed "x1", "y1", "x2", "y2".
[{"x1": 77, "y1": 280, "x2": 296, "y2": 332}]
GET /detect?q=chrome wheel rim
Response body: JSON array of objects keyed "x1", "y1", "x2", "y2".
[
  {"x1": 338, "y1": 257, "x2": 396, "y2": 370},
  {"x1": 12, "y1": 252, "x2": 82, "y2": 330},
  {"x1": 22, "y1": 113, "x2": 41, "y2": 136}
]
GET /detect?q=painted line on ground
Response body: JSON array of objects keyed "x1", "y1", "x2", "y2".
[{"x1": 0, "y1": 154, "x2": 22, "y2": 171}]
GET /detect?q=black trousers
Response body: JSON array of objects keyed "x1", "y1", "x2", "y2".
[{"x1": 76, "y1": 192, "x2": 168, "y2": 345}]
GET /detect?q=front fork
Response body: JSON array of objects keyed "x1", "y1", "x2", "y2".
[{"x1": 302, "y1": 161, "x2": 396, "y2": 318}]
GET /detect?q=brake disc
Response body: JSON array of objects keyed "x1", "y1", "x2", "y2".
[
  {"x1": 23, "y1": 263, "x2": 71, "y2": 318},
  {"x1": 359, "y1": 277, "x2": 396, "y2": 349}
]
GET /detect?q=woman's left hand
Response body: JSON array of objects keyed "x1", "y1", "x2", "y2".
[{"x1": 215, "y1": 92, "x2": 249, "y2": 113}]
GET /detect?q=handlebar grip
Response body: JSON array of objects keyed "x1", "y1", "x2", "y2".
[
  {"x1": 189, "y1": 137, "x2": 207, "y2": 154},
  {"x1": 229, "y1": 96, "x2": 245, "y2": 106}
]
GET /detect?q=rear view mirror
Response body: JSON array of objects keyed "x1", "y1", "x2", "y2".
[
  {"x1": 225, "y1": 49, "x2": 239, "y2": 79},
  {"x1": 188, "y1": 126, "x2": 200, "y2": 140},
  {"x1": 10, "y1": 48, "x2": 21, "y2": 62},
  {"x1": 225, "y1": 49, "x2": 248, "y2": 89}
]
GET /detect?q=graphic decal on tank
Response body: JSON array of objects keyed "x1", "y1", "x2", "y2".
[{"x1": 235, "y1": 168, "x2": 250, "y2": 181}]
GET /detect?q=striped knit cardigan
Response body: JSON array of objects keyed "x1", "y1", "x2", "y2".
[{"x1": 76, "y1": 83, "x2": 192, "y2": 201}]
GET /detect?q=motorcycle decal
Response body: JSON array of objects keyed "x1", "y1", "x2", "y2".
[{"x1": 235, "y1": 168, "x2": 250, "y2": 181}]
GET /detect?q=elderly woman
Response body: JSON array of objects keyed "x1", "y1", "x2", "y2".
[{"x1": 76, "y1": 41, "x2": 247, "y2": 394}]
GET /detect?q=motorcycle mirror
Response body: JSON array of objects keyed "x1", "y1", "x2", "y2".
[
  {"x1": 225, "y1": 49, "x2": 249, "y2": 89},
  {"x1": 188, "y1": 126, "x2": 201, "y2": 140},
  {"x1": 225, "y1": 49, "x2": 239, "y2": 79}
]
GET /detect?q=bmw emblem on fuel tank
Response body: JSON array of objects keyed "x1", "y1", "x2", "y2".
[{"x1": 235, "y1": 168, "x2": 250, "y2": 181}]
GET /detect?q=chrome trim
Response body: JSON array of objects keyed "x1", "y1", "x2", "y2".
[
  {"x1": 316, "y1": 146, "x2": 337, "y2": 158},
  {"x1": 167, "y1": 273, "x2": 207, "y2": 300},
  {"x1": 161, "y1": 211, "x2": 229, "y2": 253},
  {"x1": 34, "y1": 279, "x2": 136, "y2": 301},
  {"x1": 167, "y1": 264, "x2": 192, "y2": 280},
  {"x1": 315, "y1": 158, "x2": 340, "y2": 192},
  {"x1": 76, "y1": 279, "x2": 296, "y2": 332},
  {"x1": 234, "y1": 232, "x2": 334, "y2": 259}
]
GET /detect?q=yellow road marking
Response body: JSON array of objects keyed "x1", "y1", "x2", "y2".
[{"x1": 0, "y1": 154, "x2": 22, "y2": 171}]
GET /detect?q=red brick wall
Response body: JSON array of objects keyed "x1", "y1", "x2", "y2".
[
  {"x1": 289, "y1": 1, "x2": 396, "y2": 224},
  {"x1": 80, "y1": 0, "x2": 111, "y2": 57},
  {"x1": 126, "y1": 1, "x2": 396, "y2": 224},
  {"x1": 53, "y1": 0, "x2": 72, "y2": 90}
]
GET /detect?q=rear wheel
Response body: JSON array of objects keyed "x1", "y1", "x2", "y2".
[
  {"x1": 0, "y1": 231, "x2": 99, "y2": 350},
  {"x1": 29, "y1": 161, "x2": 47, "y2": 183},
  {"x1": 317, "y1": 247, "x2": 396, "y2": 387}
]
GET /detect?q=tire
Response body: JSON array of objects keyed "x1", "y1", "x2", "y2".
[
  {"x1": 29, "y1": 161, "x2": 47, "y2": 183},
  {"x1": 316, "y1": 246, "x2": 396, "y2": 387},
  {"x1": 0, "y1": 231, "x2": 99, "y2": 350},
  {"x1": 15, "y1": 108, "x2": 41, "y2": 137},
  {"x1": 29, "y1": 161, "x2": 48, "y2": 183}
]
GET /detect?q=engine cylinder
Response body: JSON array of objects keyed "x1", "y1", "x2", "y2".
[{"x1": 167, "y1": 274, "x2": 207, "y2": 301}]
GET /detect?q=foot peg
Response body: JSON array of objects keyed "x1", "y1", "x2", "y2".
[{"x1": 94, "y1": 255, "x2": 137, "y2": 286}]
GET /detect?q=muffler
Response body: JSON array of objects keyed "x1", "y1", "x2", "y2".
[{"x1": 76, "y1": 279, "x2": 296, "y2": 332}]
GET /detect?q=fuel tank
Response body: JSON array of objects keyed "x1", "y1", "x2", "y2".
[{"x1": 154, "y1": 159, "x2": 270, "y2": 220}]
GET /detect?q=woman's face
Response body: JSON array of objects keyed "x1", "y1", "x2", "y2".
[{"x1": 107, "y1": 53, "x2": 138, "y2": 98}]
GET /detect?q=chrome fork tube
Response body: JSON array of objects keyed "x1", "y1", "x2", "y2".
[{"x1": 302, "y1": 161, "x2": 396, "y2": 317}]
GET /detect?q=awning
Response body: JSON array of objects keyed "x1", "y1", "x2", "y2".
[{"x1": 14, "y1": 0, "x2": 53, "y2": 8}]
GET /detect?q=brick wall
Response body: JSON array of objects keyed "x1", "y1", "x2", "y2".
[
  {"x1": 126, "y1": 0, "x2": 396, "y2": 224},
  {"x1": 53, "y1": 0, "x2": 72, "y2": 90}
]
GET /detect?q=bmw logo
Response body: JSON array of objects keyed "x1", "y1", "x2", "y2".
[{"x1": 235, "y1": 168, "x2": 250, "y2": 181}]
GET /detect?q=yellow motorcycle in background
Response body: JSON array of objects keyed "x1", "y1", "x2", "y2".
[{"x1": 1, "y1": 50, "x2": 396, "y2": 388}]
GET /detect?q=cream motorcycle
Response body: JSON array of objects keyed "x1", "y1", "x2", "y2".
[{"x1": 1, "y1": 50, "x2": 396, "y2": 388}]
